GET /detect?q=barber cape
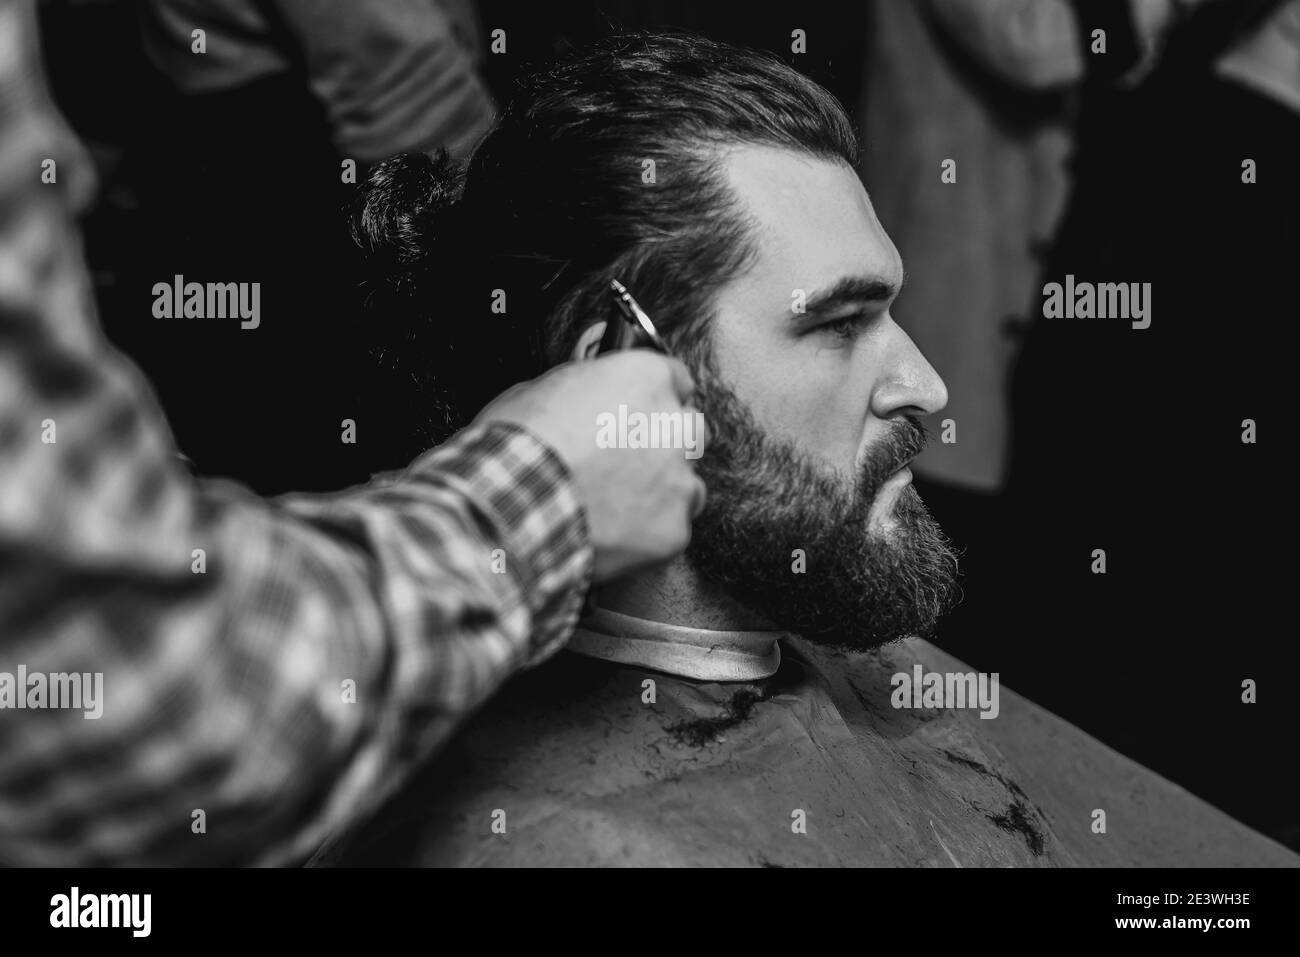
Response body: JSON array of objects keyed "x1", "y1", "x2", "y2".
[{"x1": 318, "y1": 610, "x2": 1298, "y2": 867}]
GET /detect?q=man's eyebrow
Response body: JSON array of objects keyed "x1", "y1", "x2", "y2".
[{"x1": 798, "y1": 273, "x2": 906, "y2": 318}]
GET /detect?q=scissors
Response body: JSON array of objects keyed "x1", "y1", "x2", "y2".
[{"x1": 598, "y1": 279, "x2": 672, "y2": 355}]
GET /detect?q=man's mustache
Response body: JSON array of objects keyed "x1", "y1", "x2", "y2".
[{"x1": 858, "y1": 417, "x2": 929, "y2": 494}]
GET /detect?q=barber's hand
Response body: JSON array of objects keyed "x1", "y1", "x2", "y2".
[{"x1": 474, "y1": 351, "x2": 707, "y2": 582}]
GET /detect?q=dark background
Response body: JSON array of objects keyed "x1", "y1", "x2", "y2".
[{"x1": 36, "y1": 0, "x2": 1297, "y2": 852}]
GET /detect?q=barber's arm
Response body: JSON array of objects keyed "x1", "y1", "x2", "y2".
[{"x1": 0, "y1": 0, "x2": 699, "y2": 866}]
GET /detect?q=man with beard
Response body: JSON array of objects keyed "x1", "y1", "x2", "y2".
[{"x1": 321, "y1": 33, "x2": 1297, "y2": 866}]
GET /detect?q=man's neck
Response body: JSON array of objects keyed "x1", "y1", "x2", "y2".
[
  {"x1": 593, "y1": 557, "x2": 778, "y2": 631},
  {"x1": 573, "y1": 557, "x2": 787, "y2": 681}
]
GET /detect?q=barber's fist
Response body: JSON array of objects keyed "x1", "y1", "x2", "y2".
[{"x1": 474, "y1": 352, "x2": 707, "y2": 581}]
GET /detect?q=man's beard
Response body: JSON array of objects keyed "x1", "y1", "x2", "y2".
[{"x1": 686, "y1": 362, "x2": 961, "y2": 651}]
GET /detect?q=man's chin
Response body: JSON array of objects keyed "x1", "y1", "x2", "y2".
[
  {"x1": 866, "y1": 482, "x2": 922, "y2": 538},
  {"x1": 688, "y1": 498, "x2": 960, "y2": 652}
]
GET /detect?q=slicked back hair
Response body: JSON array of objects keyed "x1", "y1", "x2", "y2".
[{"x1": 352, "y1": 31, "x2": 859, "y2": 458}]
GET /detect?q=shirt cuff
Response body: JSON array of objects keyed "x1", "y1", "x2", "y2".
[{"x1": 407, "y1": 420, "x2": 594, "y2": 665}]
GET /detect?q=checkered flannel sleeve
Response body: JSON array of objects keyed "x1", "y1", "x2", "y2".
[{"x1": 0, "y1": 0, "x2": 593, "y2": 866}]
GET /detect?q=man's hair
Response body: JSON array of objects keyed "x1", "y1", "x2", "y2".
[{"x1": 351, "y1": 31, "x2": 858, "y2": 463}]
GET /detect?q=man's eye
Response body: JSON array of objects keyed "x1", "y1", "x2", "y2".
[{"x1": 821, "y1": 314, "x2": 868, "y2": 341}]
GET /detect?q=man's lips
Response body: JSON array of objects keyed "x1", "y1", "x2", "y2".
[
  {"x1": 866, "y1": 461, "x2": 913, "y2": 513},
  {"x1": 881, "y1": 464, "x2": 913, "y2": 494}
]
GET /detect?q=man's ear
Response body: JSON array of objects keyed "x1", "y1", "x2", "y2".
[{"x1": 571, "y1": 322, "x2": 608, "y2": 361}]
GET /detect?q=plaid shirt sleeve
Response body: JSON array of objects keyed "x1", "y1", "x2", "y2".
[{"x1": 0, "y1": 0, "x2": 592, "y2": 866}]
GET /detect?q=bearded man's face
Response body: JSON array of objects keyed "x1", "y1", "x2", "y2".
[{"x1": 683, "y1": 145, "x2": 959, "y2": 648}]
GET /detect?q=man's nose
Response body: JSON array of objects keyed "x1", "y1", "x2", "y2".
[{"x1": 867, "y1": 317, "x2": 948, "y2": 418}]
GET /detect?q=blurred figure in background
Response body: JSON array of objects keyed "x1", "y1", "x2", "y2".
[
  {"x1": 859, "y1": 0, "x2": 1199, "y2": 661},
  {"x1": 1008, "y1": 0, "x2": 1296, "y2": 844},
  {"x1": 139, "y1": 0, "x2": 496, "y2": 165}
]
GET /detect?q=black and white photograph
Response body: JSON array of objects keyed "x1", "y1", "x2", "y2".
[{"x1": 0, "y1": 0, "x2": 1296, "y2": 935}]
